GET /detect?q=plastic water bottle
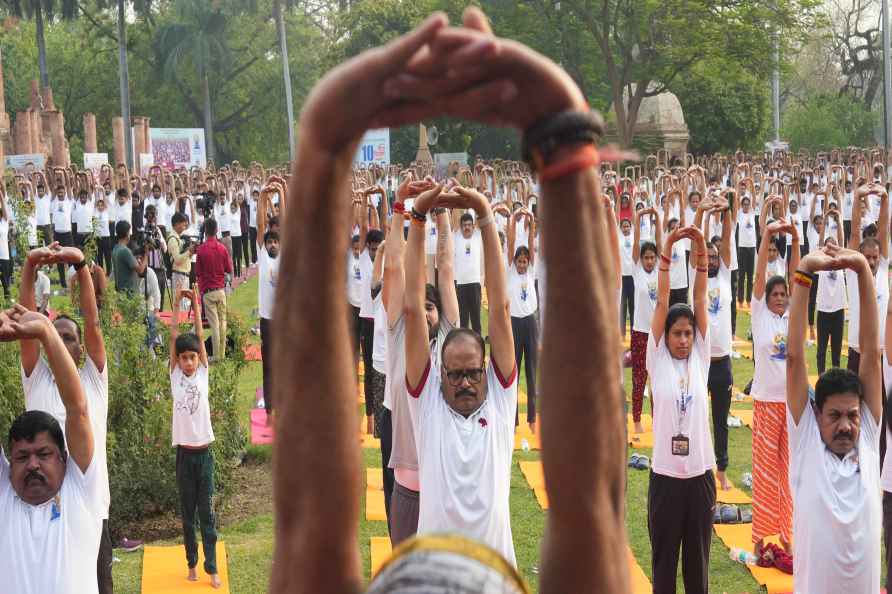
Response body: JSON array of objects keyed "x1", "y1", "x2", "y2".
[
  {"x1": 520, "y1": 438, "x2": 530, "y2": 452},
  {"x1": 729, "y1": 547, "x2": 758, "y2": 565}
]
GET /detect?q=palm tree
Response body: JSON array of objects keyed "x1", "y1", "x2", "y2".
[
  {"x1": 2, "y1": 0, "x2": 78, "y2": 89},
  {"x1": 155, "y1": 0, "x2": 230, "y2": 163}
]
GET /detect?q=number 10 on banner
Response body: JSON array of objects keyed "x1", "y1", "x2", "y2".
[{"x1": 360, "y1": 144, "x2": 375, "y2": 162}]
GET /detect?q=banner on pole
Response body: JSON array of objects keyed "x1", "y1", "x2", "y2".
[
  {"x1": 354, "y1": 129, "x2": 390, "y2": 165},
  {"x1": 4, "y1": 154, "x2": 46, "y2": 172},
  {"x1": 149, "y1": 128, "x2": 207, "y2": 170}
]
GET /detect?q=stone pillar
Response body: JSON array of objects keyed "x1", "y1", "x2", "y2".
[
  {"x1": 0, "y1": 48, "x2": 9, "y2": 158},
  {"x1": 112, "y1": 116, "x2": 125, "y2": 166},
  {"x1": 13, "y1": 112, "x2": 33, "y2": 154},
  {"x1": 29, "y1": 80, "x2": 41, "y2": 110},
  {"x1": 49, "y1": 111, "x2": 68, "y2": 167},
  {"x1": 415, "y1": 124, "x2": 433, "y2": 164},
  {"x1": 0, "y1": 48, "x2": 5, "y2": 116},
  {"x1": 132, "y1": 116, "x2": 146, "y2": 157},
  {"x1": 83, "y1": 113, "x2": 97, "y2": 153},
  {"x1": 42, "y1": 87, "x2": 55, "y2": 111},
  {"x1": 142, "y1": 117, "x2": 151, "y2": 155}
]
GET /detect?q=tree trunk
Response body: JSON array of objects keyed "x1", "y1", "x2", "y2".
[
  {"x1": 35, "y1": 4, "x2": 49, "y2": 90},
  {"x1": 275, "y1": 0, "x2": 296, "y2": 162},
  {"x1": 202, "y1": 72, "x2": 216, "y2": 163},
  {"x1": 117, "y1": 0, "x2": 134, "y2": 170}
]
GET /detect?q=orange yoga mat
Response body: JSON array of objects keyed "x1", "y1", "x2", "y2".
[
  {"x1": 366, "y1": 489, "x2": 387, "y2": 522},
  {"x1": 715, "y1": 474, "x2": 751, "y2": 505},
  {"x1": 713, "y1": 524, "x2": 792, "y2": 594},
  {"x1": 370, "y1": 536, "x2": 392, "y2": 576},
  {"x1": 141, "y1": 542, "x2": 230, "y2": 594},
  {"x1": 513, "y1": 423, "x2": 540, "y2": 451}
]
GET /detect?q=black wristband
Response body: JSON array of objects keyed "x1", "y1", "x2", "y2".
[
  {"x1": 521, "y1": 110, "x2": 605, "y2": 169},
  {"x1": 73, "y1": 259, "x2": 87, "y2": 271},
  {"x1": 410, "y1": 207, "x2": 427, "y2": 222}
]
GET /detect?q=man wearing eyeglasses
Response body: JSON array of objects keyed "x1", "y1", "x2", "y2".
[{"x1": 405, "y1": 184, "x2": 518, "y2": 566}]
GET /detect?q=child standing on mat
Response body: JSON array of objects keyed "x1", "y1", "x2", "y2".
[{"x1": 170, "y1": 287, "x2": 222, "y2": 589}]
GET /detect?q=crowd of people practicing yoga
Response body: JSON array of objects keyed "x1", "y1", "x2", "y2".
[{"x1": 0, "y1": 6, "x2": 888, "y2": 594}]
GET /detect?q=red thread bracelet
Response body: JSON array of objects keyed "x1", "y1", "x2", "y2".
[
  {"x1": 392, "y1": 201, "x2": 405, "y2": 215},
  {"x1": 538, "y1": 145, "x2": 601, "y2": 183}
]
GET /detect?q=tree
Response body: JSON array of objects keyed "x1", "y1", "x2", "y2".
[
  {"x1": 781, "y1": 91, "x2": 877, "y2": 151},
  {"x1": 1, "y1": 0, "x2": 77, "y2": 89},
  {"x1": 671, "y1": 61, "x2": 770, "y2": 154},
  {"x1": 155, "y1": 0, "x2": 231, "y2": 163},
  {"x1": 546, "y1": 0, "x2": 822, "y2": 147}
]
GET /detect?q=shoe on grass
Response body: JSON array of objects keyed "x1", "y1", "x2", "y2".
[{"x1": 118, "y1": 537, "x2": 143, "y2": 552}]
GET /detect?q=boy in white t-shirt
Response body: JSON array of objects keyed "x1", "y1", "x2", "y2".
[{"x1": 169, "y1": 288, "x2": 221, "y2": 589}]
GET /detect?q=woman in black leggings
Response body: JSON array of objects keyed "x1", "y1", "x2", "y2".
[
  {"x1": 507, "y1": 209, "x2": 539, "y2": 432},
  {"x1": 814, "y1": 210, "x2": 846, "y2": 372}
]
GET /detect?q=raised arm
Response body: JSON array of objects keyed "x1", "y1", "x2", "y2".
[
  {"x1": 435, "y1": 207, "x2": 459, "y2": 325},
  {"x1": 877, "y1": 184, "x2": 889, "y2": 260},
  {"x1": 652, "y1": 227, "x2": 680, "y2": 343},
  {"x1": 850, "y1": 183, "x2": 866, "y2": 249},
  {"x1": 61, "y1": 247, "x2": 105, "y2": 371},
  {"x1": 19, "y1": 244, "x2": 61, "y2": 375},
  {"x1": 191, "y1": 285, "x2": 209, "y2": 368},
  {"x1": 4, "y1": 306, "x2": 93, "y2": 472},
  {"x1": 848, "y1": 245, "x2": 882, "y2": 419}
]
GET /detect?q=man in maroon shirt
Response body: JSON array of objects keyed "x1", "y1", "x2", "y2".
[{"x1": 195, "y1": 217, "x2": 232, "y2": 362}]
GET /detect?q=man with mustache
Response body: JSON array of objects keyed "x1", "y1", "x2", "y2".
[
  {"x1": 17, "y1": 243, "x2": 114, "y2": 593},
  {"x1": 787, "y1": 242, "x2": 882, "y2": 593},
  {"x1": 0, "y1": 304, "x2": 101, "y2": 593}
]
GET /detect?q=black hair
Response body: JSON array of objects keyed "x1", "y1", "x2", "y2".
[
  {"x1": 204, "y1": 217, "x2": 218, "y2": 237},
  {"x1": 367, "y1": 229, "x2": 384, "y2": 244},
  {"x1": 175, "y1": 332, "x2": 202, "y2": 356},
  {"x1": 861, "y1": 236, "x2": 880, "y2": 251},
  {"x1": 115, "y1": 220, "x2": 131, "y2": 240},
  {"x1": 117, "y1": 188, "x2": 128, "y2": 198},
  {"x1": 765, "y1": 275, "x2": 787, "y2": 299},
  {"x1": 665, "y1": 303, "x2": 696, "y2": 340},
  {"x1": 131, "y1": 242, "x2": 146, "y2": 258},
  {"x1": 171, "y1": 212, "x2": 188, "y2": 226},
  {"x1": 152, "y1": 184, "x2": 161, "y2": 191},
  {"x1": 640, "y1": 241, "x2": 658, "y2": 258},
  {"x1": 351, "y1": 234, "x2": 360, "y2": 244},
  {"x1": 441, "y1": 327, "x2": 486, "y2": 366},
  {"x1": 269, "y1": 216, "x2": 280, "y2": 228},
  {"x1": 460, "y1": 213, "x2": 474, "y2": 225},
  {"x1": 54, "y1": 314, "x2": 82, "y2": 343},
  {"x1": 263, "y1": 230, "x2": 279, "y2": 245},
  {"x1": 514, "y1": 245, "x2": 531, "y2": 262},
  {"x1": 814, "y1": 368, "x2": 863, "y2": 412},
  {"x1": 863, "y1": 224, "x2": 878, "y2": 239},
  {"x1": 425, "y1": 283, "x2": 442, "y2": 316},
  {"x1": 8, "y1": 410, "x2": 66, "y2": 457},
  {"x1": 145, "y1": 204, "x2": 157, "y2": 218}
]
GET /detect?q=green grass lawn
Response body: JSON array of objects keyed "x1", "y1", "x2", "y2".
[{"x1": 111, "y1": 279, "x2": 850, "y2": 593}]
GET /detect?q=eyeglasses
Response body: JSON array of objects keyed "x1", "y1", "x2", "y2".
[{"x1": 443, "y1": 367, "x2": 485, "y2": 386}]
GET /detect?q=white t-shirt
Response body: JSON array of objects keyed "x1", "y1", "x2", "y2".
[
  {"x1": 750, "y1": 295, "x2": 788, "y2": 403},
  {"x1": 410, "y1": 358, "x2": 518, "y2": 567},
  {"x1": 346, "y1": 249, "x2": 371, "y2": 310},
  {"x1": 816, "y1": 269, "x2": 847, "y2": 312},
  {"x1": 0, "y1": 452, "x2": 104, "y2": 594},
  {"x1": 358, "y1": 250, "x2": 376, "y2": 319},
  {"x1": 703, "y1": 262, "x2": 732, "y2": 357},
  {"x1": 372, "y1": 292, "x2": 387, "y2": 375},
  {"x1": 881, "y1": 356, "x2": 892, "y2": 493},
  {"x1": 258, "y1": 247, "x2": 279, "y2": 320},
  {"x1": 51, "y1": 197, "x2": 72, "y2": 233},
  {"x1": 424, "y1": 219, "x2": 438, "y2": 256},
  {"x1": 633, "y1": 263, "x2": 658, "y2": 333},
  {"x1": 507, "y1": 264, "x2": 537, "y2": 318},
  {"x1": 619, "y1": 232, "x2": 635, "y2": 276},
  {"x1": 215, "y1": 203, "x2": 231, "y2": 233},
  {"x1": 646, "y1": 330, "x2": 716, "y2": 479},
  {"x1": 765, "y1": 257, "x2": 787, "y2": 280},
  {"x1": 72, "y1": 201, "x2": 94, "y2": 233},
  {"x1": 22, "y1": 357, "x2": 110, "y2": 518},
  {"x1": 138, "y1": 267, "x2": 161, "y2": 312},
  {"x1": 35, "y1": 193, "x2": 52, "y2": 226},
  {"x1": 669, "y1": 242, "x2": 687, "y2": 290},
  {"x1": 34, "y1": 271, "x2": 51, "y2": 306},
  {"x1": 842, "y1": 192, "x2": 854, "y2": 220},
  {"x1": 114, "y1": 199, "x2": 132, "y2": 226},
  {"x1": 170, "y1": 364, "x2": 215, "y2": 447},
  {"x1": 454, "y1": 230, "x2": 483, "y2": 285},
  {"x1": 229, "y1": 209, "x2": 242, "y2": 238},
  {"x1": 96, "y1": 209, "x2": 110, "y2": 238},
  {"x1": 845, "y1": 256, "x2": 889, "y2": 351},
  {"x1": 737, "y1": 211, "x2": 757, "y2": 248},
  {"x1": 0, "y1": 218, "x2": 9, "y2": 260},
  {"x1": 788, "y1": 404, "x2": 880, "y2": 594}
]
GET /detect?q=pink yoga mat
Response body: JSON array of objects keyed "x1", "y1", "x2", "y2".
[{"x1": 250, "y1": 408, "x2": 274, "y2": 445}]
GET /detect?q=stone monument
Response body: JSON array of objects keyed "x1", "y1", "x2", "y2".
[
  {"x1": 415, "y1": 124, "x2": 433, "y2": 165},
  {"x1": 606, "y1": 84, "x2": 690, "y2": 159},
  {"x1": 5, "y1": 76, "x2": 72, "y2": 169}
]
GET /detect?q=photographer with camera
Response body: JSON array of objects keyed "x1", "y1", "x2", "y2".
[
  {"x1": 142, "y1": 205, "x2": 169, "y2": 310},
  {"x1": 167, "y1": 212, "x2": 194, "y2": 309}
]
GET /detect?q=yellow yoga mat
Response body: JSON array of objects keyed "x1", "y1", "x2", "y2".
[
  {"x1": 627, "y1": 547, "x2": 653, "y2": 594},
  {"x1": 370, "y1": 536, "x2": 392, "y2": 575},
  {"x1": 367, "y1": 468, "x2": 383, "y2": 491},
  {"x1": 734, "y1": 409, "x2": 754, "y2": 429},
  {"x1": 518, "y1": 389, "x2": 528, "y2": 405},
  {"x1": 366, "y1": 488, "x2": 387, "y2": 521},
  {"x1": 361, "y1": 434, "x2": 381, "y2": 449},
  {"x1": 713, "y1": 524, "x2": 793, "y2": 594},
  {"x1": 141, "y1": 542, "x2": 230, "y2": 594},
  {"x1": 627, "y1": 413, "x2": 655, "y2": 448},
  {"x1": 514, "y1": 423, "x2": 540, "y2": 451}
]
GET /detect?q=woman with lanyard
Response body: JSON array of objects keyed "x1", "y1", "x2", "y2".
[
  {"x1": 749, "y1": 213, "x2": 799, "y2": 559},
  {"x1": 647, "y1": 222, "x2": 713, "y2": 594},
  {"x1": 630, "y1": 205, "x2": 662, "y2": 436},
  {"x1": 507, "y1": 206, "x2": 539, "y2": 433}
]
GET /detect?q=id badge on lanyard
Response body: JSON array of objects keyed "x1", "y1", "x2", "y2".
[{"x1": 672, "y1": 366, "x2": 693, "y2": 457}]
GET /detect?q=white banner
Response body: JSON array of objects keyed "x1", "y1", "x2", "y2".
[
  {"x1": 83, "y1": 152, "x2": 109, "y2": 178},
  {"x1": 354, "y1": 129, "x2": 390, "y2": 165},
  {"x1": 4, "y1": 154, "x2": 46, "y2": 172},
  {"x1": 149, "y1": 128, "x2": 207, "y2": 171},
  {"x1": 139, "y1": 153, "x2": 155, "y2": 176}
]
